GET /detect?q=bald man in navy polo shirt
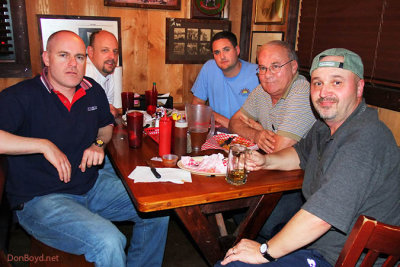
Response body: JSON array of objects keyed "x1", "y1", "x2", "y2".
[{"x1": 0, "y1": 30, "x2": 168, "y2": 267}]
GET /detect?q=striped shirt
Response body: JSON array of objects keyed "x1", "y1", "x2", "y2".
[{"x1": 241, "y1": 74, "x2": 316, "y2": 141}]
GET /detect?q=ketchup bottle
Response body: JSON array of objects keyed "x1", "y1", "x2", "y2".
[{"x1": 159, "y1": 115, "x2": 172, "y2": 156}]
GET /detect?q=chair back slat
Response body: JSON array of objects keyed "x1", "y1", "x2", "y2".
[{"x1": 335, "y1": 215, "x2": 400, "y2": 267}]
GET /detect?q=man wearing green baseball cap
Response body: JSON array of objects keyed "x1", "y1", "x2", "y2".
[{"x1": 215, "y1": 48, "x2": 400, "y2": 267}]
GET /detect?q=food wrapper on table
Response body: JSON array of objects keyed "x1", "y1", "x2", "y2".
[
  {"x1": 180, "y1": 153, "x2": 227, "y2": 174},
  {"x1": 201, "y1": 133, "x2": 258, "y2": 152}
]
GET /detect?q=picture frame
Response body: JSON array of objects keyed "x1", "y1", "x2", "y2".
[
  {"x1": 165, "y1": 18, "x2": 231, "y2": 64},
  {"x1": 37, "y1": 15, "x2": 123, "y2": 66},
  {"x1": 190, "y1": 0, "x2": 227, "y2": 19},
  {"x1": 254, "y1": 0, "x2": 286, "y2": 24},
  {"x1": 104, "y1": 0, "x2": 181, "y2": 10},
  {"x1": 250, "y1": 31, "x2": 284, "y2": 63}
]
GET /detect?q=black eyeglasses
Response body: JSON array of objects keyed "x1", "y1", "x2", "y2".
[{"x1": 257, "y1": 59, "x2": 293, "y2": 75}]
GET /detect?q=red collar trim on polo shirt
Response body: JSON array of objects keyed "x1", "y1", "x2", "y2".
[{"x1": 40, "y1": 67, "x2": 93, "y2": 111}]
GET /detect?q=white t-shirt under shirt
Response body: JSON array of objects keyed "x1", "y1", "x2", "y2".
[{"x1": 85, "y1": 56, "x2": 115, "y2": 106}]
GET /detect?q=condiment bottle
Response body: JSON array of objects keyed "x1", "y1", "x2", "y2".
[
  {"x1": 159, "y1": 115, "x2": 172, "y2": 156},
  {"x1": 152, "y1": 82, "x2": 158, "y2": 106},
  {"x1": 173, "y1": 118, "x2": 188, "y2": 158}
]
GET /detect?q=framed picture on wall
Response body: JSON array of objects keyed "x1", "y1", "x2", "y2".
[
  {"x1": 190, "y1": 0, "x2": 227, "y2": 19},
  {"x1": 250, "y1": 31, "x2": 284, "y2": 63},
  {"x1": 254, "y1": 0, "x2": 286, "y2": 24},
  {"x1": 104, "y1": 0, "x2": 181, "y2": 10},
  {"x1": 165, "y1": 18, "x2": 231, "y2": 64},
  {"x1": 37, "y1": 15, "x2": 122, "y2": 66}
]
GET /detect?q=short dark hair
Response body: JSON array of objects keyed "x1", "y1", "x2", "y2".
[
  {"x1": 89, "y1": 30, "x2": 102, "y2": 47},
  {"x1": 211, "y1": 31, "x2": 238, "y2": 49}
]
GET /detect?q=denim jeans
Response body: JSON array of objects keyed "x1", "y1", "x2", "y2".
[
  {"x1": 257, "y1": 190, "x2": 304, "y2": 242},
  {"x1": 214, "y1": 249, "x2": 333, "y2": 267},
  {"x1": 16, "y1": 156, "x2": 169, "y2": 267}
]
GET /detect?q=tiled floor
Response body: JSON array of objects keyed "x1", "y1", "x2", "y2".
[{"x1": 1, "y1": 209, "x2": 210, "y2": 267}]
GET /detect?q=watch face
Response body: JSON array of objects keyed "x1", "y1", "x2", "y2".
[
  {"x1": 260, "y1": 243, "x2": 267, "y2": 254},
  {"x1": 96, "y1": 140, "x2": 104, "y2": 147}
]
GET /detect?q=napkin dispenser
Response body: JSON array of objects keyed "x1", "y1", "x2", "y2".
[{"x1": 132, "y1": 94, "x2": 173, "y2": 110}]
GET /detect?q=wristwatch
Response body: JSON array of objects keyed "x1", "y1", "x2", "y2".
[
  {"x1": 260, "y1": 242, "x2": 276, "y2": 262},
  {"x1": 94, "y1": 139, "x2": 104, "y2": 148}
]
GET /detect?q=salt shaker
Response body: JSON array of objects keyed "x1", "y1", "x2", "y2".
[{"x1": 159, "y1": 115, "x2": 172, "y2": 156}]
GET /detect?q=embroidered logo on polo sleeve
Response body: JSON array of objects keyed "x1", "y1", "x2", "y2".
[
  {"x1": 240, "y1": 88, "x2": 250, "y2": 96},
  {"x1": 87, "y1": 106, "x2": 98, "y2": 111}
]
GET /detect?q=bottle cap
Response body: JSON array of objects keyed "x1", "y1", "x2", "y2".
[{"x1": 175, "y1": 118, "x2": 187, "y2": 128}]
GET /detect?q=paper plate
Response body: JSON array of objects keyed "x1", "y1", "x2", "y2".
[{"x1": 177, "y1": 156, "x2": 226, "y2": 176}]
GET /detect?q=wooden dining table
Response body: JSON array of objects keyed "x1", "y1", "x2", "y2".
[{"x1": 107, "y1": 118, "x2": 304, "y2": 266}]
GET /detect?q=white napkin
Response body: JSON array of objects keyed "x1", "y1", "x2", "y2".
[{"x1": 128, "y1": 166, "x2": 192, "y2": 184}]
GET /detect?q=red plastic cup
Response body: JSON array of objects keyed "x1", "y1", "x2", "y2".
[
  {"x1": 145, "y1": 90, "x2": 157, "y2": 115},
  {"x1": 121, "y1": 92, "x2": 135, "y2": 115},
  {"x1": 126, "y1": 111, "x2": 144, "y2": 148}
]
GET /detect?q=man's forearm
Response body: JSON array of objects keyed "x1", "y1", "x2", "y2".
[
  {"x1": 267, "y1": 209, "x2": 331, "y2": 259},
  {"x1": 0, "y1": 130, "x2": 49, "y2": 155},
  {"x1": 96, "y1": 125, "x2": 113, "y2": 146},
  {"x1": 264, "y1": 147, "x2": 301, "y2": 170},
  {"x1": 229, "y1": 116, "x2": 258, "y2": 142},
  {"x1": 214, "y1": 112, "x2": 229, "y2": 129}
]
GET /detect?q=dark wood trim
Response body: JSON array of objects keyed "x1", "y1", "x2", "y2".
[
  {"x1": 364, "y1": 84, "x2": 400, "y2": 112},
  {"x1": 0, "y1": 0, "x2": 32, "y2": 78},
  {"x1": 239, "y1": 0, "x2": 253, "y2": 61},
  {"x1": 300, "y1": 70, "x2": 400, "y2": 111},
  {"x1": 286, "y1": 0, "x2": 300, "y2": 48}
]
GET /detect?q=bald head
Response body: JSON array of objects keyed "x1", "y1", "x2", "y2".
[
  {"x1": 42, "y1": 30, "x2": 86, "y2": 92},
  {"x1": 87, "y1": 30, "x2": 119, "y2": 77},
  {"x1": 46, "y1": 30, "x2": 85, "y2": 52}
]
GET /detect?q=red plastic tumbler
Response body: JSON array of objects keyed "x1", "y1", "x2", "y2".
[{"x1": 127, "y1": 111, "x2": 144, "y2": 148}]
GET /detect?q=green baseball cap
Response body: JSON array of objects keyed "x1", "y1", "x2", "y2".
[{"x1": 310, "y1": 48, "x2": 364, "y2": 79}]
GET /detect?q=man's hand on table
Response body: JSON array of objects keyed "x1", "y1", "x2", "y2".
[
  {"x1": 221, "y1": 239, "x2": 268, "y2": 265},
  {"x1": 238, "y1": 114, "x2": 276, "y2": 153},
  {"x1": 245, "y1": 150, "x2": 267, "y2": 171},
  {"x1": 254, "y1": 130, "x2": 276, "y2": 153},
  {"x1": 79, "y1": 144, "x2": 105, "y2": 172}
]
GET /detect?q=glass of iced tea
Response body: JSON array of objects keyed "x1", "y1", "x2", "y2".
[{"x1": 226, "y1": 144, "x2": 248, "y2": 185}]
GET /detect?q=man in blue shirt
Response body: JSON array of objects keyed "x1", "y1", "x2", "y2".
[
  {"x1": 191, "y1": 31, "x2": 259, "y2": 128},
  {"x1": 0, "y1": 31, "x2": 168, "y2": 267}
]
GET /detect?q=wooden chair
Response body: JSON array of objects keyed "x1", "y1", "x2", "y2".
[{"x1": 335, "y1": 215, "x2": 400, "y2": 267}]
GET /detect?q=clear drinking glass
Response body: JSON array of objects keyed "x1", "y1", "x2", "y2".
[{"x1": 226, "y1": 144, "x2": 248, "y2": 185}]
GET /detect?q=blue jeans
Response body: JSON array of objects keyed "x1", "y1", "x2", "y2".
[
  {"x1": 16, "y1": 156, "x2": 169, "y2": 267},
  {"x1": 214, "y1": 249, "x2": 333, "y2": 267}
]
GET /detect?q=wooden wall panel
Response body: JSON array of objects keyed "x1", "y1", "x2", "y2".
[
  {"x1": 377, "y1": 108, "x2": 400, "y2": 146},
  {"x1": 0, "y1": 0, "x2": 399, "y2": 145}
]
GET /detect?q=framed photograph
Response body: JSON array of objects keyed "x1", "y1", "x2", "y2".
[
  {"x1": 104, "y1": 0, "x2": 181, "y2": 10},
  {"x1": 166, "y1": 18, "x2": 231, "y2": 64},
  {"x1": 254, "y1": 0, "x2": 286, "y2": 24},
  {"x1": 250, "y1": 31, "x2": 284, "y2": 63},
  {"x1": 37, "y1": 15, "x2": 122, "y2": 66}
]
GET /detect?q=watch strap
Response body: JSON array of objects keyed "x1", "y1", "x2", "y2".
[{"x1": 262, "y1": 242, "x2": 276, "y2": 262}]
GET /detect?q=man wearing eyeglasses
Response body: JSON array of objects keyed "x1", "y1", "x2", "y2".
[
  {"x1": 191, "y1": 31, "x2": 259, "y2": 128},
  {"x1": 229, "y1": 41, "x2": 316, "y2": 242},
  {"x1": 229, "y1": 40, "x2": 316, "y2": 153}
]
